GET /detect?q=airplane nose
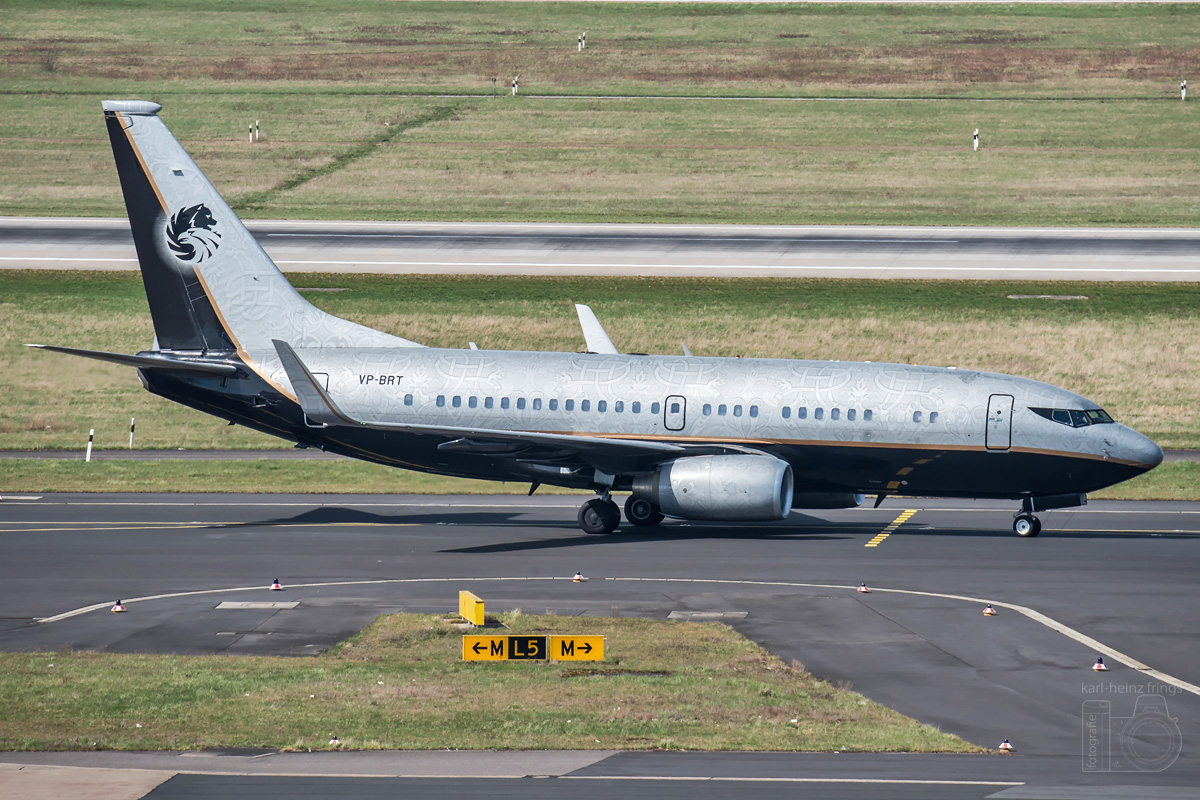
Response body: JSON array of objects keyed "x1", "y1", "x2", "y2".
[{"x1": 1109, "y1": 426, "x2": 1163, "y2": 470}]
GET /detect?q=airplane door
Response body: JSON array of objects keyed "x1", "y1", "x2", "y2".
[
  {"x1": 986, "y1": 394, "x2": 1013, "y2": 451},
  {"x1": 664, "y1": 395, "x2": 686, "y2": 431}
]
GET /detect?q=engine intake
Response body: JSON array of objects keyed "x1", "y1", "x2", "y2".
[{"x1": 632, "y1": 455, "x2": 793, "y2": 521}]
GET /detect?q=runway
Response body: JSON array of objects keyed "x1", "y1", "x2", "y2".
[
  {"x1": 2, "y1": 493, "x2": 1200, "y2": 798},
  {"x1": 4, "y1": 217, "x2": 1200, "y2": 280}
]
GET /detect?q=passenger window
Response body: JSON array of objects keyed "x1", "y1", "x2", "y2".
[
  {"x1": 864, "y1": 409, "x2": 873, "y2": 421},
  {"x1": 533, "y1": 398, "x2": 542, "y2": 411},
  {"x1": 452, "y1": 396, "x2": 462, "y2": 408},
  {"x1": 750, "y1": 406, "x2": 759, "y2": 418},
  {"x1": 501, "y1": 397, "x2": 510, "y2": 410},
  {"x1": 468, "y1": 396, "x2": 478, "y2": 409},
  {"x1": 718, "y1": 404, "x2": 727, "y2": 416},
  {"x1": 929, "y1": 411, "x2": 939, "y2": 423},
  {"x1": 404, "y1": 394, "x2": 413, "y2": 406},
  {"x1": 484, "y1": 397, "x2": 493, "y2": 409},
  {"x1": 598, "y1": 400, "x2": 606, "y2": 412},
  {"x1": 549, "y1": 399, "x2": 558, "y2": 411},
  {"x1": 581, "y1": 400, "x2": 590, "y2": 412},
  {"x1": 652, "y1": 402, "x2": 661, "y2": 414},
  {"x1": 436, "y1": 395, "x2": 445, "y2": 408},
  {"x1": 814, "y1": 408, "x2": 824, "y2": 420},
  {"x1": 566, "y1": 400, "x2": 575, "y2": 411},
  {"x1": 703, "y1": 404, "x2": 712, "y2": 416},
  {"x1": 831, "y1": 408, "x2": 840, "y2": 421},
  {"x1": 913, "y1": 411, "x2": 922, "y2": 423},
  {"x1": 847, "y1": 409, "x2": 856, "y2": 421},
  {"x1": 615, "y1": 401, "x2": 624, "y2": 413},
  {"x1": 671, "y1": 402, "x2": 680, "y2": 414},
  {"x1": 798, "y1": 407, "x2": 807, "y2": 419},
  {"x1": 516, "y1": 398, "x2": 526, "y2": 410},
  {"x1": 632, "y1": 401, "x2": 641, "y2": 414},
  {"x1": 782, "y1": 406, "x2": 791, "y2": 419},
  {"x1": 733, "y1": 405, "x2": 742, "y2": 417}
]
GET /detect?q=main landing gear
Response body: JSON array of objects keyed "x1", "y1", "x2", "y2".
[
  {"x1": 577, "y1": 495, "x2": 666, "y2": 534},
  {"x1": 1013, "y1": 512, "x2": 1042, "y2": 537}
]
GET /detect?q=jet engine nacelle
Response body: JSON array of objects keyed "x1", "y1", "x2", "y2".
[
  {"x1": 631, "y1": 455, "x2": 794, "y2": 521},
  {"x1": 791, "y1": 492, "x2": 866, "y2": 509}
]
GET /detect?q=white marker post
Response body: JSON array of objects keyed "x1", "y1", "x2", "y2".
[
  {"x1": 85, "y1": 429, "x2": 94, "y2": 463},
  {"x1": 973, "y1": 128, "x2": 979, "y2": 152},
  {"x1": 129, "y1": 417, "x2": 136, "y2": 449},
  {"x1": 1183, "y1": 80, "x2": 1188, "y2": 102},
  {"x1": 255, "y1": 120, "x2": 260, "y2": 141},
  {"x1": 512, "y1": 75, "x2": 519, "y2": 96},
  {"x1": 249, "y1": 123, "x2": 253, "y2": 144},
  {"x1": 583, "y1": 31, "x2": 586, "y2": 50},
  {"x1": 578, "y1": 34, "x2": 582, "y2": 52}
]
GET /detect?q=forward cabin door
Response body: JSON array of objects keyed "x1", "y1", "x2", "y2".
[
  {"x1": 664, "y1": 395, "x2": 686, "y2": 431},
  {"x1": 986, "y1": 394, "x2": 1014, "y2": 451}
]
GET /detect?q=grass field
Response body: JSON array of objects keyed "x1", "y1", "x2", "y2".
[
  {"x1": 2, "y1": 2, "x2": 1198, "y2": 224},
  {"x1": 0, "y1": 611, "x2": 977, "y2": 752}
]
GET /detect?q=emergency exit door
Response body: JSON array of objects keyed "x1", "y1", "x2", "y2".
[
  {"x1": 664, "y1": 395, "x2": 686, "y2": 431},
  {"x1": 986, "y1": 394, "x2": 1013, "y2": 451}
]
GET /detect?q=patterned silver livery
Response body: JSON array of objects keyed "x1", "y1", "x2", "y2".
[{"x1": 30, "y1": 101, "x2": 1162, "y2": 537}]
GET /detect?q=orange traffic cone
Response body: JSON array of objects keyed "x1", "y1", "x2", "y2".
[
  {"x1": 271, "y1": 578, "x2": 282, "y2": 591},
  {"x1": 983, "y1": 604, "x2": 997, "y2": 616},
  {"x1": 112, "y1": 600, "x2": 127, "y2": 613},
  {"x1": 573, "y1": 571, "x2": 585, "y2": 583},
  {"x1": 857, "y1": 583, "x2": 869, "y2": 594},
  {"x1": 1093, "y1": 657, "x2": 1108, "y2": 672},
  {"x1": 999, "y1": 739, "x2": 1013, "y2": 751}
]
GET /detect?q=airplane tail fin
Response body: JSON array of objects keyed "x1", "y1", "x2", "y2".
[{"x1": 102, "y1": 100, "x2": 421, "y2": 357}]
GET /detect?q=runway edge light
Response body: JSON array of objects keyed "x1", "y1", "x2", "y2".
[
  {"x1": 983, "y1": 604, "x2": 997, "y2": 616},
  {"x1": 271, "y1": 578, "x2": 282, "y2": 591},
  {"x1": 1093, "y1": 657, "x2": 1108, "y2": 671},
  {"x1": 112, "y1": 600, "x2": 126, "y2": 613},
  {"x1": 999, "y1": 739, "x2": 1013, "y2": 751},
  {"x1": 857, "y1": 583, "x2": 869, "y2": 594}
]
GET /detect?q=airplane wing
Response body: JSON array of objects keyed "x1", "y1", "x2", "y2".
[
  {"x1": 27, "y1": 344, "x2": 239, "y2": 376},
  {"x1": 272, "y1": 341, "x2": 690, "y2": 468}
]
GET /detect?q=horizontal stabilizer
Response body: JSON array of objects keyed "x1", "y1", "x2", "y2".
[
  {"x1": 271, "y1": 340, "x2": 349, "y2": 426},
  {"x1": 26, "y1": 344, "x2": 238, "y2": 376}
]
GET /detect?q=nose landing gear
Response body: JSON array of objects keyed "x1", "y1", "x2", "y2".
[{"x1": 1013, "y1": 512, "x2": 1041, "y2": 537}]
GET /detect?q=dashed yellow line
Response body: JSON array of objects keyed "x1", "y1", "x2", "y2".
[{"x1": 865, "y1": 510, "x2": 917, "y2": 547}]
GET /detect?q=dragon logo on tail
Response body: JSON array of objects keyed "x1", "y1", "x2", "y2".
[{"x1": 166, "y1": 203, "x2": 221, "y2": 263}]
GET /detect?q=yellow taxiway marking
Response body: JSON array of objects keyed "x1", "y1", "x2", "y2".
[{"x1": 865, "y1": 510, "x2": 917, "y2": 547}]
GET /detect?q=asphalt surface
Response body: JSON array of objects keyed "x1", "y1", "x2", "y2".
[
  {"x1": 4, "y1": 217, "x2": 1200, "y2": 280},
  {"x1": 2, "y1": 493, "x2": 1200, "y2": 798}
]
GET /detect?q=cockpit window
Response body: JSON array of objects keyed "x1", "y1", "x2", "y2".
[{"x1": 1030, "y1": 407, "x2": 1114, "y2": 427}]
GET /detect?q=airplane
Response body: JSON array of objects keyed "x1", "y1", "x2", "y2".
[{"x1": 30, "y1": 100, "x2": 1163, "y2": 537}]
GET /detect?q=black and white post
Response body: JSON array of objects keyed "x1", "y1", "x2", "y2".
[
  {"x1": 512, "y1": 75, "x2": 519, "y2": 96},
  {"x1": 249, "y1": 123, "x2": 253, "y2": 144},
  {"x1": 1183, "y1": 80, "x2": 1188, "y2": 102},
  {"x1": 129, "y1": 417, "x2": 136, "y2": 449},
  {"x1": 582, "y1": 31, "x2": 586, "y2": 50},
  {"x1": 973, "y1": 128, "x2": 979, "y2": 152},
  {"x1": 255, "y1": 120, "x2": 260, "y2": 141},
  {"x1": 578, "y1": 34, "x2": 583, "y2": 52},
  {"x1": 85, "y1": 428, "x2": 94, "y2": 463}
]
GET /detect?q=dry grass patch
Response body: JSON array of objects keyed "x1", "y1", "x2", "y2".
[{"x1": 0, "y1": 612, "x2": 978, "y2": 752}]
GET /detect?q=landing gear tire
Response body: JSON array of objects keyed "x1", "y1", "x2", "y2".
[
  {"x1": 624, "y1": 495, "x2": 665, "y2": 527},
  {"x1": 1013, "y1": 513, "x2": 1041, "y2": 537},
  {"x1": 579, "y1": 498, "x2": 621, "y2": 534}
]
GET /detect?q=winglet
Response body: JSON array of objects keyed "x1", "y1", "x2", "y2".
[
  {"x1": 574, "y1": 304, "x2": 619, "y2": 355},
  {"x1": 272, "y1": 339, "x2": 350, "y2": 427}
]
